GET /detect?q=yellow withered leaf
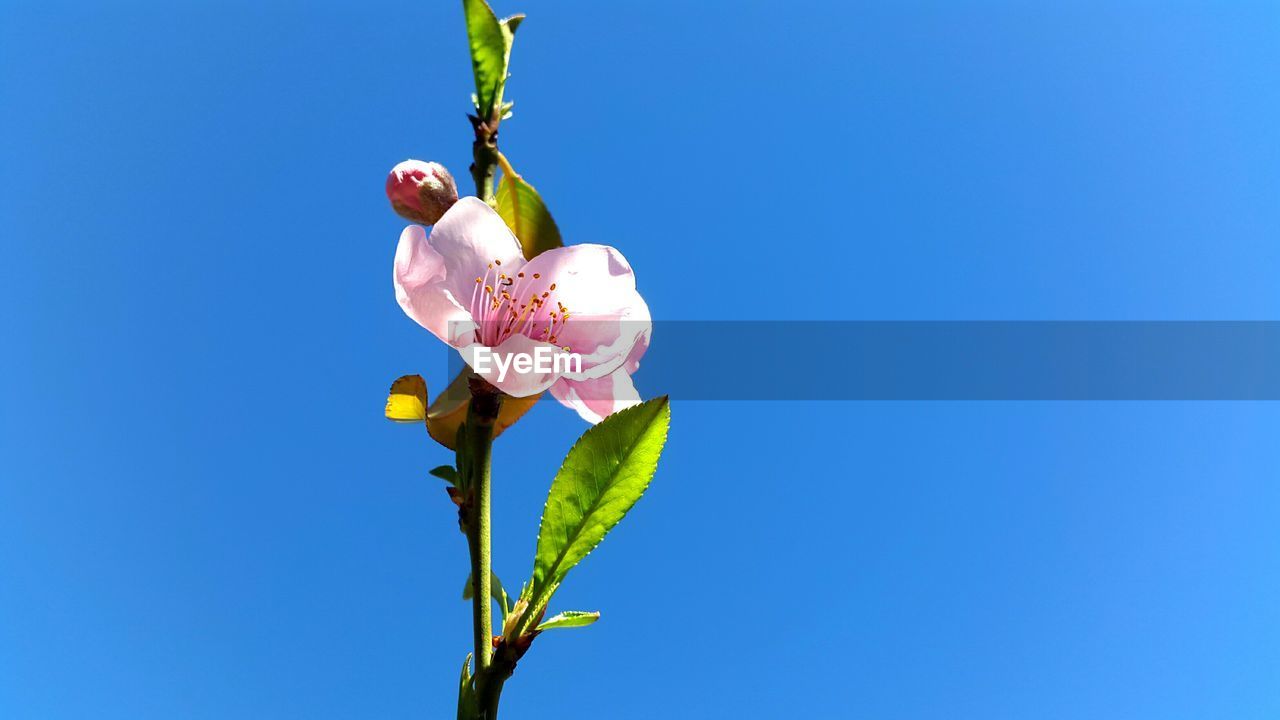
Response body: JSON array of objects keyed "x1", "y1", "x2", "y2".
[
  {"x1": 425, "y1": 371, "x2": 541, "y2": 449},
  {"x1": 385, "y1": 374, "x2": 428, "y2": 423}
]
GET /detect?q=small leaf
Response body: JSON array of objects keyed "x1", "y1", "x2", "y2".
[
  {"x1": 462, "y1": 569, "x2": 511, "y2": 620},
  {"x1": 495, "y1": 158, "x2": 563, "y2": 259},
  {"x1": 462, "y1": 0, "x2": 507, "y2": 119},
  {"x1": 500, "y1": 13, "x2": 524, "y2": 37},
  {"x1": 496, "y1": 14, "x2": 524, "y2": 114},
  {"x1": 385, "y1": 375, "x2": 427, "y2": 423},
  {"x1": 457, "y1": 653, "x2": 477, "y2": 720},
  {"x1": 536, "y1": 610, "x2": 600, "y2": 631},
  {"x1": 425, "y1": 371, "x2": 541, "y2": 450},
  {"x1": 527, "y1": 397, "x2": 671, "y2": 616},
  {"x1": 429, "y1": 465, "x2": 459, "y2": 485}
]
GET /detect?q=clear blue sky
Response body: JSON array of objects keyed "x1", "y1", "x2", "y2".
[{"x1": 3, "y1": 1, "x2": 1279, "y2": 718}]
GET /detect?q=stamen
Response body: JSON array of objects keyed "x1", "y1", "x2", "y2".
[{"x1": 470, "y1": 265, "x2": 575, "y2": 350}]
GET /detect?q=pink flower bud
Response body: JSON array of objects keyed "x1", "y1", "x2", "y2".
[{"x1": 386, "y1": 160, "x2": 459, "y2": 225}]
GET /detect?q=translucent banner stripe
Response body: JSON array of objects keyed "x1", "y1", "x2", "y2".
[{"x1": 442, "y1": 321, "x2": 1280, "y2": 400}]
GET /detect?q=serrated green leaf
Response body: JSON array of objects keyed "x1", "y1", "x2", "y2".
[
  {"x1": 462, "y1": 569, "x2": 511, "y2": 619},
  {"x1": 536, "y1": 610, "x2": 600, "y2": 631},
  {"x1": 495, "y1": 13, "x2": 523, "y2": 113},
  {"x1": 462, "y1": 0, "x2": 507, "y2": 119},
  {"x1": 429, "y1": 465, "x2": 459, "y2": 485},
  {"x1": 500, "y1": 14, "x2": 524, "y2": 37},
  {"x1": 527, "y1": 397, "x2": 671, "y2": 616},
  {"x1": 496, "y1": 168, "x2": 563, "y2": 259}
]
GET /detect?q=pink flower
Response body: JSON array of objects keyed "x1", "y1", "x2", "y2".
[
  {"x1": 386, "y1": 160, "x2": 459, "y2": 225},
  {"x1": 394, "y1": 197, "x2": 651, "y2": 423}
]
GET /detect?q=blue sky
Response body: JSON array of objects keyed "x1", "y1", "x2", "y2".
[{"x1": 2, "y1": 1, "x2": 1278, "y2": 718}]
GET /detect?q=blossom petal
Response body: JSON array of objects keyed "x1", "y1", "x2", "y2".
[
  {"x1": 620, "y1": 318, "x2": 650, "y2": 374},
  {"x1": 393, "y1": 198, "x2": 527, "y2": 347},
  {"x1": 518, "y1": 244, "x2": 651, "y2": 378},
  {"x1": 549, "y1": 367, "x2": 643, "y2": 424},
  {"x1": 393, "y1": 225, "x2": 477, "y2": 346},
  {"x1": 426, "y1": 197, "x2": 526, "y2": 286}
]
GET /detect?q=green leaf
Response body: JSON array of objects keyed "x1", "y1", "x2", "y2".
[
  {"x1": 462, "y1": 0, "x2": 522, "y2": 120},
  {"x1": 500, "y1": 13, "x2": 524, "y2": 37},
  {"x1": 494, "y1": 14, "x2": 523, "y2": 114},
  {"x1": 527, "y1": 397, "x2": 671, "y2": 616},
  {"x1": 429, "y1": 465, "x2": 459, "y2": 485},
  {"x1": 536, "y1": 610, "x2": 601, "y2": 631},
  {"x1": 456, "y1": 653, "x2": 477, "y2": 720},
  {"x1": 462, "y1": 0, "x2": 504, "y2": 118},
  {"x1": 496, "y1": 169, "x2": 563, "y2": 259},
  {"x1": 462, "y1": 569, "x2": 511, "y2": 619}
]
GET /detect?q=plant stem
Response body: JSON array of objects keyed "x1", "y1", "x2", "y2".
[
  {"x1": 477, "y1": 638, "x2": 522, "y2": 719},
  {"x1": 464, "y1": 382, "x2": 501, "y2": 673},
  {"x1": 470, "y1": 115, "x2": 500, "y2": 204},
  {"x1": 464, "y1": 107, "x2": 503, "y2": 720},
  {"x1": 480, "y1": 676, "x2": 507, "y2": 719}
]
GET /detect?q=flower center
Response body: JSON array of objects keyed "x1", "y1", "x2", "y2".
[{"x1": 471, "y1": 258, "x2": 572, "y2": 351}]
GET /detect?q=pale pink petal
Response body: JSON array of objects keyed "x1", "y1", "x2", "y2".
[
  {"x1": 621, "y1": 319, "x2": 650, "y2": 374},
  {"x1": 516, "y1": 244, "x2": 650, "y2": 378},
  {"x1": 393, "y1": 198, "x2": 528, "y2": 348},
  {"x1": 459, "y1": 333, "x2": 564, "y2": 398},
  {"x1": 549, "y1": 367, "x2": 643, "y2": 424},
  {"x1": 427, "y1": 197, "x2": 526, "y2": 303},
  {"x1": 393, "y1": 225, "x2": 477, "y2": 346}
]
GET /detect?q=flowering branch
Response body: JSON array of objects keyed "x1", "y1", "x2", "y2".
[
  {"x1": 465, "y1": 98, "x2": 504, "y2": 712},
  {"x1": 382, "y1": 2, "x2": 670, "y2": 718},
  {"x1": 463, "y1": 34, "x2": 508, "y2": 707}
]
